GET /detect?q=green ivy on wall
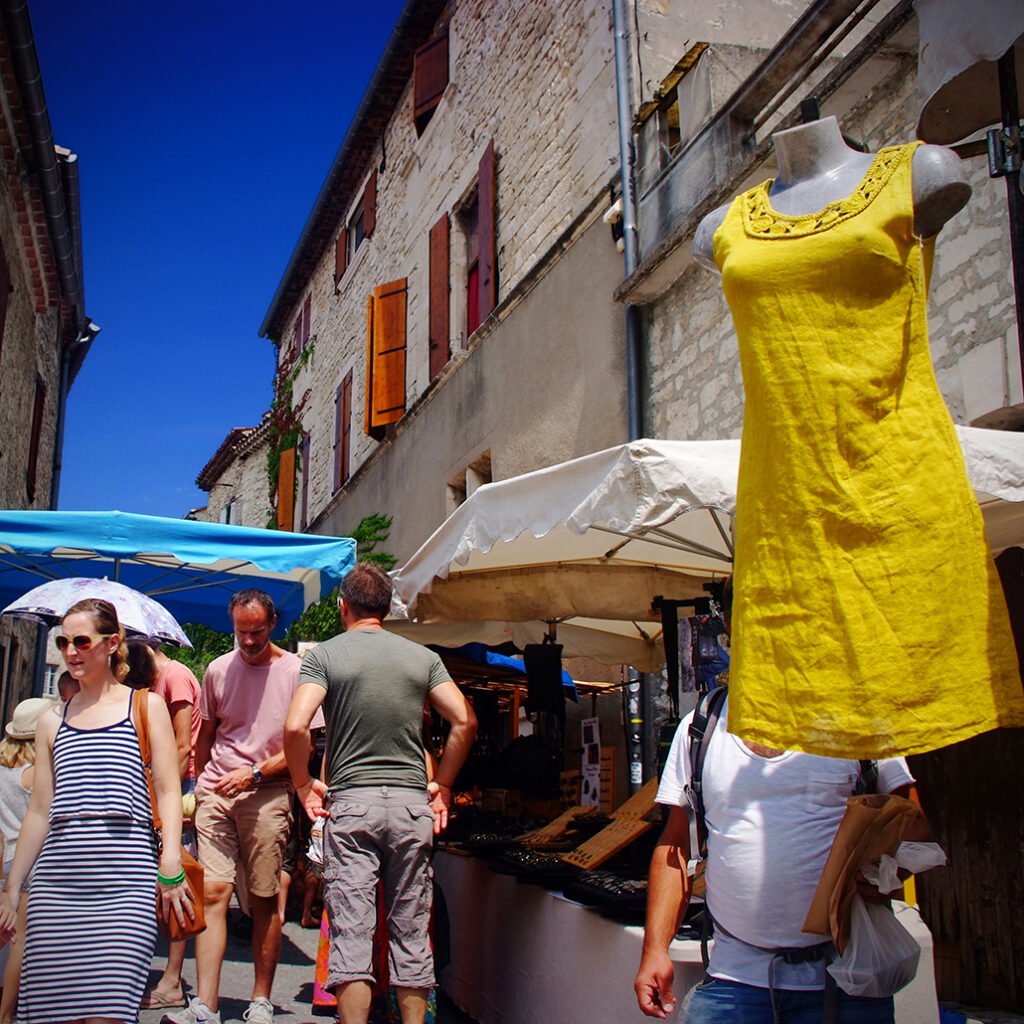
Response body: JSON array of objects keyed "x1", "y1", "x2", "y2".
[{"x1": 283, "y1": 513, "x2": 397, "y2": 644}]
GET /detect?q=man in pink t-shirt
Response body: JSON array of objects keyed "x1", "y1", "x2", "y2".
[{"x1": 167, "y1": 589, "x2": 322, "y2": 1024}]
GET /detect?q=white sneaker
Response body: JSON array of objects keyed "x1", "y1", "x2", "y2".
[
  {"x1": 162, "y1": 998, "x2": 222, "y2": 1024},
  {"x1": 241, "y1": 998, "x2": 275, "y2": 1024}
]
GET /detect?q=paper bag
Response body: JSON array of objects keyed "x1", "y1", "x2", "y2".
[{"x1": 802, "y1": 793, "x2": 920, "y2": 953}]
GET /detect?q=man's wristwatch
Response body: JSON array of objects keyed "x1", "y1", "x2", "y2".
[{"x1": 251, "y1": 764, "x2": 263, "y2": 785}]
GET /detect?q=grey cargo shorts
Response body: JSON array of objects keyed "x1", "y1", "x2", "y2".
[{"x1": 322, "y1": 785, "x2": 436, "y2": 990}]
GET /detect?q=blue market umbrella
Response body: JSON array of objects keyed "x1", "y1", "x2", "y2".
[{"x1": 0, "y1": 510, "x2": 357, "y2": 637}]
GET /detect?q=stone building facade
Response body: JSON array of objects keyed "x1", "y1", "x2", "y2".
[
  {"x1": 616, "y1": 0, "x2": 1024, "y2": 1011},
  {"x1": 191, "y1": 419, "x2": 272, "y2": 528},
  {"x1": 635, "y1": 32, "x2": 1021, "y2": 443},
  {"x1": 0, "y1": 3, "x2": 96, "y2": 718},
  {"x1": 192, "y1": 0, "x2": 1024, "y2": 1008},
  {"x1": 255, "y1": 0, "x2": 700, "y2": 561}
]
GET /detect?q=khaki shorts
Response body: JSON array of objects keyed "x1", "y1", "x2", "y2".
[{"x1": 195, "y1": 784, "x2": 293, "y2": 897}]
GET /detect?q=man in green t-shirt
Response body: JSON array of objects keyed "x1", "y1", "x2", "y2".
[{"x1": 285, "y1": 563, "x2": 477, "y2": 1024}]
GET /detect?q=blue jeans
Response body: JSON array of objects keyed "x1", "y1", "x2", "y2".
[{"x1": 685, "y1": 975, "x2": 895, "y2": 1024}]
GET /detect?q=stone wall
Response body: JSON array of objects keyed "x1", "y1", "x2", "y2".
[
  {"x1": 645, "y1": 31, "x2": 1020, "y2": 440},
  {"x1": 0, "y1": 185, "x2": 60, "y2": 511},
  {"x1": 195, "y1": 434, "x2": 272, "y2": 529},
  {"x1": 277, "y1": 0, "x2": 652, "y2": 544}
]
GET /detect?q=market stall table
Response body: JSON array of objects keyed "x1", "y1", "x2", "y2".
[{"x1": 434, "y1": 850, "x2": 941, "y2": 1024}]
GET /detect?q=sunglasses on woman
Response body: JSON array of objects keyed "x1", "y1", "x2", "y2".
[{"x1": 55, "y1": 633, "x2": 112, "y2": 652}]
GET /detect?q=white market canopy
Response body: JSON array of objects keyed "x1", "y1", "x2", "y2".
[{"x1": 389, "y1": 428, "x2": 1024, "y2": 670}]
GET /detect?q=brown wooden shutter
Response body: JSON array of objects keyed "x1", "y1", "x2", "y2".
[
  {"x1": 365, "y1": 278, "x2": 407, "y2": 435},
  {"x1": 334, "y1": 370, "x2": 353, "y2": 490},
  {"x1": 299, "y1": 432, "x2": 310, "y2": 531},
  {"x1": 363, "y1": 169, "x2": 377, "y2": 239},
  {"x1": 277, "y1": 445, "x2": 296, "y2": 531},
  {"x1": 414, "y1": 31, "x2": 449, "y2": 135},
  {"x1": 477, "y1": 140, "x2": 497, "y2": 322},
  {"x1": 428, "y1": 213, "x2": 450, "y2": 380},
  {"x1": 335, "y1": 232, "x2": 347, "y2": 285},
  {"x1": 364, "y1": 293, "x2": 380, "y2": 439},
  {"x1": 25, "y1": 375, "x2": 46, "y2": 504},
  {"x1": 292, "y1": 316, "x2": 302, "y2": 360},
  {"x1": 302, "y1": 295, "x2": 311, "y2": 345}
]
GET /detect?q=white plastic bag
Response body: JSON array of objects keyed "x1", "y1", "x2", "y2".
[
  {"x1": 859, "y1": 840, "x2": 948, "y2": 894},
  {"x1": 827, "y1": 896, "x2": 920, "y2": 997}
]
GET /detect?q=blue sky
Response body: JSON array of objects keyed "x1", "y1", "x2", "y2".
[{"x1": 29, "y1": 0, "x2": 406, "y2": 518}]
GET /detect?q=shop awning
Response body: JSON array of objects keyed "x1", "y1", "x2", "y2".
[
  {"x1": 390, "y1": 428, "x2": 1024, "y2": 668},
  {"x1": 0, "y1": 510, "x2": 357, "y2": 636}
]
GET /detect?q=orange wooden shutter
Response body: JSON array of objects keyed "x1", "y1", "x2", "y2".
[
  {"x1": 478, "y1": 140, "x2": 497, "y2": 321},
  {"x1": 277, "y1": 446, "x2": 296, "y2": 531},
  {"x1": 414, "y1": 31, "x2": 449, "y2": 135},
  {"x1": 365, "y1": 278, "x2": 407, "y2": 436},
  {"x1": 429, "y1": 213, "x2": 450, "y2": 381}
]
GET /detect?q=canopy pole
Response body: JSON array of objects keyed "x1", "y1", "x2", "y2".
[{"x1": 625, "y1": 668, "x2": 645, "y2": 793}]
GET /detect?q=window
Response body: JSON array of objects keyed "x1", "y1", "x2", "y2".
[
  {"x1": 43, "y1": 663, "x2": 60, "y2": 698},
  {"x1": 365, "y1": 278, "x2": 408, "y2": 440},
  {"x1": 292, "y1": 296, "x2": 311, "y2": 360},
  {"x1": 219, "y1": 499, "x2": 241, "y2": 525},
  {"x1": 414, "y1": 29, "x2": 449, "y2": 135},
  {"x1": 459, "y1": 141, "x2": 496, "y2": 337},
  {"x1": 334, "y1": 370, "x2": 353, "y2": 490},
  {"x1": 337, "y1": 170, "x2": 378, "y2": 285},
  {"x1": 428, "y1": 213, "x2": 450, "y2": 380},
  {"x1": 277, "y1": 446, "x2": 296, "y2": 531},
  {"x1": 26, "y1": 375, "x2": 46, "y2": 504},
  {"x1": 446, "y1": 451, "x2": 492, "y2": 514}
]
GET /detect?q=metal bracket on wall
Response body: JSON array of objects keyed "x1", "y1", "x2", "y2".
[{"x1": 988, "y1": 123, "x2": 1023, "y2": 186}]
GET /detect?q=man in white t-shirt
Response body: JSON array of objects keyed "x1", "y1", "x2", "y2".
[{"x1": 635, "y1": 689, "x2": 918, "y2": 1023}]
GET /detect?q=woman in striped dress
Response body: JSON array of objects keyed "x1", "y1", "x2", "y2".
[{"x1": 0, "y1": 598, "x2": 192, "y2": 1022}]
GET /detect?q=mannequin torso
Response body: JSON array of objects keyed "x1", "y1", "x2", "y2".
[{"x1": 692, "y1": 116, "x2": 971, "y2": 271}]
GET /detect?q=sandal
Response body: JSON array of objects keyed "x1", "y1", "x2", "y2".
[{"x1": 139, "y1": 989, "x2": 186, "y2": 1009}]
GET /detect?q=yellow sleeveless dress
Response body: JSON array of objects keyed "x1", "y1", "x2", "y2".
[{"x1": 714, "y1": 142, "x2": 1024, "y2": 758}]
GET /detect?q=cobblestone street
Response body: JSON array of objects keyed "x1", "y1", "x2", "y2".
[{"x1": 139, "y1": 911, "x2": 476, "y2": 1024}]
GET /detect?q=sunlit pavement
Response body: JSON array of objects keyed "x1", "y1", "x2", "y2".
[{"x1": 139, "y1": 910, "x2": 478, "y2": 1024}]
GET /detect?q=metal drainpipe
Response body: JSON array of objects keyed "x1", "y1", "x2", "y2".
[
  {"x1": 612, "y1": 0, "x2": 644, "y2": 443},
  {"x1": 612, "y1": 0, "x2": 648, "y2": 791},
  {"x1": 50, "y1": 155, "x2": 97, "y2": 509}
]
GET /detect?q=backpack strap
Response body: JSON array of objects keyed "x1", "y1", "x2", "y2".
[
  {"x1": 686, "y1": 685, "x2": 727, "y2": 859},
  {"x1": 854, "y1": 759, "x2": 878, "y2": 796}
]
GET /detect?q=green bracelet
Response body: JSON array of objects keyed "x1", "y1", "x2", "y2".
[{"x1": 157, "y1": 869, "x2": 186, "y2": 886}]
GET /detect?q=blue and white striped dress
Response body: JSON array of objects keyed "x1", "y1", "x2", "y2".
[{"x1": 19, "y1": 691, "x2": 158, "y2": 1023}]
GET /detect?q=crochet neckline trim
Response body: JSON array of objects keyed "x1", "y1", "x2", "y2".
[{"x1": 742, "y1": 145, "x2": 905, "y2": 239}]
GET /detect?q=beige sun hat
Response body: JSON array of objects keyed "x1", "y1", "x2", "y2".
[{"x1": 5, "y1": 697, "x2": 59, "y2": 740}]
